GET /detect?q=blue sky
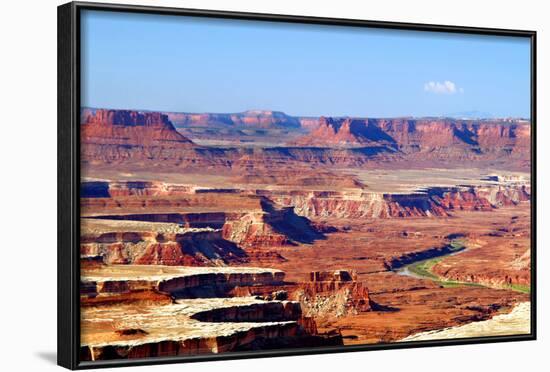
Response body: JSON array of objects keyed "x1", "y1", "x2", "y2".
[{"x1": 81, "y1": 10, "x2": 531, "y2": 118}]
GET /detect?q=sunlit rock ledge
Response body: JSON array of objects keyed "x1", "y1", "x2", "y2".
[{"x1": 400, "y1": 302, "x2": 531, "y2": 341}]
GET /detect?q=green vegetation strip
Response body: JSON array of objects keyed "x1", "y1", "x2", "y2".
[
  {"x1": 508, "y1": 284, "x2": 531, "y2": 294},
  {"x1": 449, "y1": 239, "x2": 466, "y2": 251},
  {"x1": 403, "y1": 239, "x2": 530, "y2": 294},
  {"x1": 407, "y1": 257, "x2": 441, "y2": 281}
]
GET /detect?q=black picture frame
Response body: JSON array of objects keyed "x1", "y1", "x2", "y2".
[{"x1": 57, "y1": 1, "x2": 537, "y2": 370}]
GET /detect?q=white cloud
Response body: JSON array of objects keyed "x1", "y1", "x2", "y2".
[{"x1": 424, "y1": 80, "x2": 463, "y2": 95}]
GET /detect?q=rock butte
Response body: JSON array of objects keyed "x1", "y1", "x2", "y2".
[
  {"x1": 79, "y1": 108, "x2": 532, "y2": 359},
  {"x1": 82, "y1": 109, "x2": 195, "y2": 147}
]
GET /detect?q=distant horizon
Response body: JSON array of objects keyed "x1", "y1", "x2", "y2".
[
  {"x1": 81, "y1": 10, "x2": 531, "y2": 119},
  {"x1": 82, "y1": 105, "x2": 530, "y2": 121}
]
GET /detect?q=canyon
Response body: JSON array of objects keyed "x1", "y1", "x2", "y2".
[{"x1": 79, "y1": 108, "x2": 532, "y2": 361}]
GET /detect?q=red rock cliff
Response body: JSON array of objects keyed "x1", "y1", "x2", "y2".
[
  {"x1": 294, "y1": 117, "x2": 530, "y2": 155},
  {"x1": 82, "y1": 109, "x2": 195, "y2": 146}
]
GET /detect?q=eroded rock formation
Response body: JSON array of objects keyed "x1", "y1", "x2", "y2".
[
  {"x1": 262, "y1": 183, "x2": 530, "y2": 219},
  {"x1": 81, "y1": 109, "x2": 530, "y2": 170},
  {"x1": 292, "y1": 270, "x2": 372, "y2": 318},
  {"x1": 294, "y1": 117, "x2": 530, "y2": 157},
  {"x1": 78, "y1": 107, "x2": 532, "y2": 355},
  {"x1": 80, "y1": 265, "x2": 343, "y2": 360},
  {"x1": 82, "y1": 109, "x2": 195, "y2": 146},
  {"x1": 81, "y1": 225, "x2": 249, "y2": 266}
]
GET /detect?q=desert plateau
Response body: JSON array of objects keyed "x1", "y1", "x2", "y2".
[{"x1": 79, "y1": 108, "x2": 532, "y2": 361}]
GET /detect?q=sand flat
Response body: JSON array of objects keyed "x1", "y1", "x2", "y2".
[{"x1": 400, "y1": 302, "x2": 531, "y2": 341}]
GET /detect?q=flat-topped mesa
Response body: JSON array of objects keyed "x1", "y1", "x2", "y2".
[
  {"x1": 166, "y1": 109, "x2": 301, "y2": 128},
  {"x1": 233, "y1": 110, "x2": 301, "y2": 128},
  {"x1": 79, "y1": 108, "x2": 530, "y2": 168},
  {"x1": 293, "y1": 116, "x2": 530, "y2": 156},
  {"x1": 392, "y1": 119, "x2": 530, "y2": 154},
  {"x1": 81, "y1": 109, "x2": 195, "y2": 146},
  {"x1": 84, "y1": 109, "x2": 171, "y2": 127}
]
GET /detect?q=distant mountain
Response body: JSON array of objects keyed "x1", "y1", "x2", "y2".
[{"x1": 165, "y1": 110, "x2": 301, "y2": 129}]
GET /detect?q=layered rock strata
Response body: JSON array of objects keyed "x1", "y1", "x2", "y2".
[
  {"x1": 294, "y1": 116, "x2": 530, "y2": 155},
  {"x1": 81, "y1": 109, "x2": 530, "y2": 169},
  {"x1": 80, "y1": 265, "x2": 342, "y2": 360},
  {"x1": 82, "y1": 109, "x2": 194, "y2": 146},
  {"x1": 81, "y1": 265, "x2": 285, "y2": 297},
  {"x1": 81, "y1": 192, "x2": 325, "y2": 256},
  {"x1": 261, "y1": 184, "x2": 530, "y2": 219},
  {"x1": 81, "y1": 219, "x2": 249, "y2": 266}
]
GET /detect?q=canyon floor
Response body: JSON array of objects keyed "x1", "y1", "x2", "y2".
[
  {"x1": 80, "y1": 166, "x2": 531, "y2": 360},
  {"x1": 79, "y1": 109, "x2": 532, "y2": 361}
]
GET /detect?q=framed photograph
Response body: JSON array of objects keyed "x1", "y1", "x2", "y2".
[{"x1": 58, "y1": 1, "x2": 536, "y2": 369}]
